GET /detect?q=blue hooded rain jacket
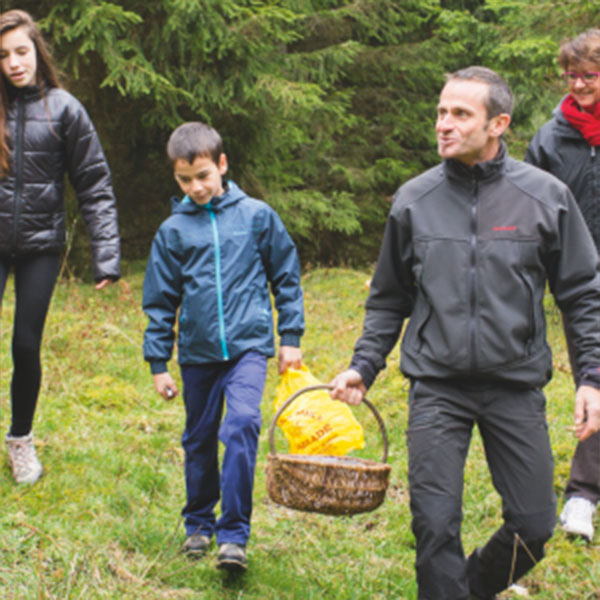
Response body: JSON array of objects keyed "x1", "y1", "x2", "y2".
[{"x1": 142, "y1": 181, "x2": 304, "y2": 374}]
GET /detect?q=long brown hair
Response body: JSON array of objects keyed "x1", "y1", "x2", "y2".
[{"x1": 0, "y1": 10, "x2": 61, "y2": 176}]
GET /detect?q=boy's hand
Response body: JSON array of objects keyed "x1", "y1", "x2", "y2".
[
  {"x1": 278, "y1": 346, "x2": 302, "y2": 374},
  {"x1": 153, "y1": 372, "x2": 179, "y2": 401},
  {"x1": 330, "y1": 369, "x2": 366, "y2": 406}
]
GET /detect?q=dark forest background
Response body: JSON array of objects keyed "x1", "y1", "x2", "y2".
[{"x1": 4, "y1": 0, "x2": 598, "y2": 276}]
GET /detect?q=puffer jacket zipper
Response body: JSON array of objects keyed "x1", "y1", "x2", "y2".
[
  {"x1": 207, "y1": 205, "x2": 230, "y2": 360},
  {"x1": 11, "y1": 97, "x2": 25, "y2": 253},
  {"x1": 468, "y1": 178, "x2": 479, "y2": 372}
]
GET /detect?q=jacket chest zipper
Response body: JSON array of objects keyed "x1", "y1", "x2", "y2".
[
  {"x1": 11, "y1": 99, "x2": 25, "y2": 253},
  {"x1": 468, "y1": 180, "x2": 479, "y2": 372},
  {"x1": 207, "y1": 207, "x2": 230, "y2": 360}
]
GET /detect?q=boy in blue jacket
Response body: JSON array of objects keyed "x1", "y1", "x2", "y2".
[{"x1": 142, "y1": 122, "x2": 304, "y2": 572}]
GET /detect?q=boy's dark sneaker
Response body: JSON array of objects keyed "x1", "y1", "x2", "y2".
[
  {"x1": 217, "y1": 543, "x2": 247, "y2": 572},
  {"x1": 182, "y1": 534, "x2": 210, "y2": 557}
]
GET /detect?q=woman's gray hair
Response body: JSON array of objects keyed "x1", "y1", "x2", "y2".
[{"x1": 558, "y1": 29, "x2": 600, "y2": 71}]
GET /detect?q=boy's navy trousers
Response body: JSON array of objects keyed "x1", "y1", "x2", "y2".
[
  {"x1": 408, "y1": 378, "x2": 557, "y2": 600},
  {"x1": 180, "y1": 350, "x2": 267, "y2": 546}
]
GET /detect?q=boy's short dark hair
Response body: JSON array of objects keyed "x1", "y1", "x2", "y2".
[{"x1": 167, "y1": 122, "x2": 223, "y2": 165}]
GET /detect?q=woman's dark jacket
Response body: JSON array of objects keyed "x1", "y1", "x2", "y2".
[
  {"x1": 0, "y1": 85, "x2": 120, "y2": 281},
  {"x1": 350, "y1": 146, "x2": 600, "y2": 390},
  {"x1": 525, "y1": 100, "x2": 600, "y2": 251}
]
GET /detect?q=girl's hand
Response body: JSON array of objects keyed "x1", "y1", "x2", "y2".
[{"x1": 95, "y1": 278, "x2": 112, "y2": 290}]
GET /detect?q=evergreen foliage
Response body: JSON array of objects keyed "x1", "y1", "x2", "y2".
[{"x1": 1, "y1": 0, "x2": 598, "y2": 269}]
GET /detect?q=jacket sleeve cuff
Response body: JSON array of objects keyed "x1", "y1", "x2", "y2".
[
  {"x1": 579, "y1": 365, "x2": 600, "y2": 390},
  {"x1": 349, "y1": 359, "x2": 377, "y2": 390},
  {"x1": 149, "y1": 361, "x2": 168, "y2": 375},
  {"x1": 280, "y1": 333, "x2": 301, "y2": 347}
]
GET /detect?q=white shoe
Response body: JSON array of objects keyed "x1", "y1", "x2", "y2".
[
  {"x1": 508, "y1": 583, "x2": 529, "y2": 596},
  {"x1": 5, "y1": 432, "x2": 43, "y2": 484},
  {"x1": 560, "y1": 497, "x2": 595, "y2": 540}
]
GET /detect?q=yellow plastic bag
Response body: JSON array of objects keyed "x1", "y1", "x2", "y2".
[{"x1": 274, "y1": 365, "x2": 364, "y2": 456}]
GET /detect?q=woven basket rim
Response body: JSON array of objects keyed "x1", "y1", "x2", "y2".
[{"x1": 267, "y1": 452, "x2": 391, "y2": 471}]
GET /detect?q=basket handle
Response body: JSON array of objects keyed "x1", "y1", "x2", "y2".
[{"x1": 268, "y1": 383, "x2": 389, "y2": 463}]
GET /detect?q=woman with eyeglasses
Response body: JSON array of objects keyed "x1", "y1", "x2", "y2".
[
  {"x1": 526, "y1": 29, "x2": 600, "y2": 542},
  {"x1": 0, "y1": 10, "x2": 120, "y2": 484}
]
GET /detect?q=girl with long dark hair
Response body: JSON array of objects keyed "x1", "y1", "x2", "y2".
[{"x1": 0, "y1": 9, "x2": 120, "y2": 484}]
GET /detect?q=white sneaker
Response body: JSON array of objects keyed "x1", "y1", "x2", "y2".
[
  {"x1": 560, "y1": 497, "x2": 595, "y2": 540},
  {"x1": 508, "y1": 583, "x2": 529, "y2": 596},
  {"x1": 5, "y1": 432, "x2": 43, "y2": 484}
]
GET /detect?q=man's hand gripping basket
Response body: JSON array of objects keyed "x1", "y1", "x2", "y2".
[{"x1": 266, "y1": 384, "x2": 391, "y2": 515}]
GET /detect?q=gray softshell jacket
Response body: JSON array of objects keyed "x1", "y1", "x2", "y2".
[{"x1": 351, "y1": 145, "x2": 600, "y2": 390}]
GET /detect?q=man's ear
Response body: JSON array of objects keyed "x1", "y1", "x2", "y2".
[
  {"x1": 218, "y1": 153, "x2": 228, "y2": 176},
  {"x1": 489, "y1": 113, "x2": 511, "y2": 138}
]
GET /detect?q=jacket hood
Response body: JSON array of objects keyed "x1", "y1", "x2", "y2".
[{"x1": 170, "y1": 180, "x2": 246, "y2": 215}]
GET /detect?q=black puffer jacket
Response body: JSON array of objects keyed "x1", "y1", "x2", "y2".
[
  {"x1": 351, "y1": 145, "x2": 600, "y2": 390},
  {"x1": 0, "y1": 85, "x2": 120, "y2": 281},
  {"x1": 525, "y1": 98, "x2": 600, "y2": 251}
]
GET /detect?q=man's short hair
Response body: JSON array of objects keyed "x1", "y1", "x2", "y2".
[
  {"x1": 167, "y1": 122, "x2": 223, "y2": 165},
  {"x1": 558, "y1": 29, "x2": 600, "y2": 71},
  {"x1": 445, "y1": 66, "x2": 514, "y2": 119}
]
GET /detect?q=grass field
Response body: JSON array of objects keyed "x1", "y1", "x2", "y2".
[{"x1": 0, "y1": 264, "x2": 598, "y2": 599}]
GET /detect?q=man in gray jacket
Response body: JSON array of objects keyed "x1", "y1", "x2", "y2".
[{"x1": 331, "y1": 66, "x2": 600, "y2": 600}]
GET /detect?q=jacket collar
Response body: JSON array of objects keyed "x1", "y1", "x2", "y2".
[
  {"x1": 552, "y1": 95, "x2": 588, "y2": 141},
  {"x1": 443, "y1": 141, "x2": 507, "y2": 183},
  {"x1": 7, "y1": 82, "x2": 46, "y2": 104},
  {"x1": 171, "y1": 180, "x2": 246, "y2": 215}
]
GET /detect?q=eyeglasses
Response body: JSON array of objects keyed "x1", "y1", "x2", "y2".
[{"x1": 561, "y1": 71, "x2": 600, "y2": 84}]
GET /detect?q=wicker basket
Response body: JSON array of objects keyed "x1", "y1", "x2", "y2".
[{"x1": 266, "y1": 384, "x2": 391, "y2": 516}]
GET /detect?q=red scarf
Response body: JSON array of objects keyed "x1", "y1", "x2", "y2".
[{"x1": 561, "y1": 94, "x2": 600, "y2": 146}]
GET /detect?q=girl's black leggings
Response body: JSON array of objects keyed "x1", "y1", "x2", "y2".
[{"x1": 0, "y1": 252, "x2": 61, "y2": 436}]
